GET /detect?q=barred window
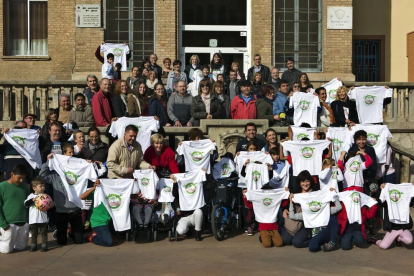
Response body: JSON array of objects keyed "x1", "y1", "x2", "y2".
[
  {"x1": 274, "y1": 0, "x2": 322, "y2": 71},
  {"x1": 106, "y1": 0, "x2": 154, "y2": 69}
]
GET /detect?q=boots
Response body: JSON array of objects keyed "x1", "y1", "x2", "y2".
[{"x1": 195, "y1": 231, "x2": 203, "y2": 241}]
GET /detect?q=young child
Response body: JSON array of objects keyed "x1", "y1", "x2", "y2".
[
  {"x1": 338, "y1": 150, "x2": 372, "y2": 191},
  {"x1": 24, "y1": 177, "x2": 49, "y2": 252},
  {"x1": 0, "y1": 164, "x2": 30, "y2": 254},
  {"x1": 102, "y1": 53, "x2": 115, "y2": 80},
  {"x1": 73, "y1": 130, "x2": 85, "y2": 156},
  {"x1": 319, "y1": 158, "x2": 343, "y2": 192}
]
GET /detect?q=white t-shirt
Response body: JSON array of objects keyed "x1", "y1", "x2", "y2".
[
  {"x1": 100, "y1": 43, "x2": 130, "y2": 71},
  {"x1": 94, "y1": 179, "x2": 138, "y2": 231},
  {"x1": 234, "y1": 151, "x2": 274, "y2": 188},
  {"x1": 176, "y1": 139, "x2": 216, "y2": 174},
  {"x1": 48, "y1": 154, "x2": 97, "y2": 209},
  {"x1": 326, "y1": 127, "x2": 353, "y2": 163},
  {"x1": 133, "y1": 169, "x2": 159, "y2": 200},
  {"x1": 4, "y1": 129, "x2": 42, "y2": 169},
  {"x1": 293, "y1": 189, "x2": 336, "y2": 228},
  {"x1": 157, "y1": 178, "x2": 175, "y2": 203},
  {"x1": 25, "y1": 193, "x2": 48, "y2": 224},
  {"x1": 338, "y1": 190, "x2": 377, "y2": 224},
  {"x1": 348, "y1": 86, "x2": 392, "y2": 124},
  {"x1": 322, "y1": 78, "x2": 343, "y2": 104},
  {"x1": 289, "y1": 92, "x2": 320, "y2": 127},
  {"x1": 269, "y1": 161, "x2": 290, "y2": 189},
  {"x1": 212, "y1": 157, "x2": 236, "y2": 180},
  {"x1": 174, "y1": 170, "x2": 206, "y2": 211},
  {"x1": 319, "y1": 166, "x2": 343, "y2": 192},
  {"x1": 379, "y1": 183, "x2": 414, "y2": 224},
  {"x1": 246, "y1": 189, "x2": 289, "y2": 223},
  {"x1": 109, "y1": 116, "x2": 160, "y2": 153},
  {"x1": 342, "y1": 155, "x2": 367, "y2": 189},
  {"x1": 281, "y1": 140, "x2": 331, "y2": 176},
  {"x1": 290, "y1": 126, "x2": 316, "y2": 141},
  {"x1": 351, "y1": 124, "x2": 393, "y2": 163},
  {"x1": 245, "y1": 163, "x2": 270, "y2": 191}
]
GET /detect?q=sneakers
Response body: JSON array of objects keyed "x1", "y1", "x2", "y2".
[
  {"x1": 247, "y1": 227, "x2": 253, "y2": 236},
  {"x1": 41, "y1": 244, "x2": 48, "y2": 252},
  {"x1": 367, "y1": 237, "x2": 379, "y2": 245},
  {"x1": 88, "y1": 232, "x2": 98, "y2": 243},
  {"x1": 29, "y1": 244, "x2": 37, "y2": 252},
  {"x1": 396, "y1": 240, "x2": 403, "y2": 247},
  {"x1": 195, "y1": 231, "x2": 203, "y2": 241},
  {"x1": 321, "y1": 241, "x2": 336, "y2": 252}
]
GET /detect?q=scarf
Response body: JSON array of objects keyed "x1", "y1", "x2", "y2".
[
  {"x1": 321, "y1": 101, "x2": 336, "y2": 124},
  {"x1": 201, "y1": 94, "x2": 211, "y2": 114},
  {"x1": 120, "y1": 93, "x2": 129, "y2": 113},
  {"x1": 88, "y1": 140, "x2": 102, "y2": 152},
  {"x1": 146, "y1": 79, "x2": 158, "y2": 89},
  {"x1": 73, "y1": 105, "x2": 85, "y2": 112}
]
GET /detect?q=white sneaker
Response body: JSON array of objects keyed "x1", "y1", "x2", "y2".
[{"x1": 29, "y1": 232, "x2": 32, "y2": 238}]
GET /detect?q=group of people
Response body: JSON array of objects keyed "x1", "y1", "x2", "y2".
[{"x1": 0, "y1": 50, "x2": 411, "y2": 254}]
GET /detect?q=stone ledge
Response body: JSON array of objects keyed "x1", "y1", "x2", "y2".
[{"x1": 2, "y1": 56, "x2": 51, "y2": 61}]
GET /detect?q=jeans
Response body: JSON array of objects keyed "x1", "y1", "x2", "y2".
[
  {"x1": 281, "y1": 226, "x2": 309, "y2": 248},
  {"x1": 308, "y1": 216, "x2": 339, "y2": 252},
  {"x1": 341, "y1": 223, "x2": 364, "y2": 250},
  {"x1": 92, "y1": 225, "x2": 113, "y2": 247},
  {"x1": 56, "y1": 210, "x2": 83, "y2": 245},
  {"x1": 29, "y1": 223, "x2": 48, "y2": 245}
]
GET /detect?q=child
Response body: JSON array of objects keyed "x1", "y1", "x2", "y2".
[
  {"x1": 39, "y1": 143, "x2": 84, "y2": 245},
  {"x1": 338, "y1": 150, "x2": 372, "y2": 191},
  {"x1": 24, "y1": 177, "x2": 49, "y2": 252},
  {"x1": 102, "y1": 53, "x2": 114, "y2": 80},
  {"x1": 73, "y1": 130, "x2": 85, "y2": 156},
  {"x1": 0, "y1": 164, "x2": 30, "y2": 254},
  {"x1": 319, "y1": 158, "x2": 343, "y2": 192}
]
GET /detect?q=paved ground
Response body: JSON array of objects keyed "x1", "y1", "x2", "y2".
[{"x1": 1, "y1": 229, "x2": 413, "y2": 276}]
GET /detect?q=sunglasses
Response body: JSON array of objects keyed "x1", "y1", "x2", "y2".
[
  {"x1": 293, "y1": 85, "x2": 300, "y2": 88},
  {"x1": 201, "y1": 84, "x2": 209, "y2": 88}
]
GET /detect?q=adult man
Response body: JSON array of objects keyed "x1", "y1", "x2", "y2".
[
  {"x1": 23, "y1": 114, "x2": 41, "y2": 131},
  {"x1": 167, "y1": 80, "x2": 194, "y2": 127},
  {"x1": 281, "y1": 57, "x2": 302, "y2": 88},
  {"x1": 40, "y1": 121, "x2": 66, "y2": 163},
  {"x1": 235, "y1": 123, "x2": 266, "y2": 152},
  {"x1": 68, "y1": 93, "x2": 94, "y2": 127},
  {"x1": 106, "y1": 125, "x2": 155, "y2": 179},
  {"x1": 272, "y1": 80, "x2": 293, "y2": 126},
  {"x1": 149, "y1": 54, "x2": 163, "y2": 82},
  {"x1": 83, "y1": 75, "x2": 100, "y2": 106},
  {"x1": 247, "y1": 54, "x2": 271, "y2": 83},
  {"x1": 225, "y1": 70, "x2": 241, "y2": 101},
  {"x1": 92, "y1": 78, "x2": 114, "y2": 127},
  {"x1": 230, "y1": 80, "x2": 257, "y2": 119},
  {"x1": 266, "y1": 68, "x2": 281, "y2": 93},
  {"x1": 315, "y1": 87, "x2": 335, "y2": 127},
  {"x1": 0, "y1": 164, "x2": 30, "y2": 254},
  {"x1": 55, "y1": 94, "x2": 73, "y2": 124}
]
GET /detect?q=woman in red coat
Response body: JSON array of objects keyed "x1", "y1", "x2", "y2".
[{"x1": 144, "y1": 133, "x2": 179, "y2": 177}]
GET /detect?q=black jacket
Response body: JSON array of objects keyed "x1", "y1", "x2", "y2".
[
  {"x1": 247, "y1": 65, "x2": 271, "y2": 83},
  {"x1": 83, "y1": 87, "x2": 99, "y2": 106},
  {"x1": 236, "y1": 138, "x2": 266, "y2": 153},
  {"x1": 190, "y1": 95, "x2": 222, "y2": 126},
  {"x1": 331, "y1": 99, "x2": 359, "y2": 127},
  {"x1": 39, "y1": 136, "x2": 67, "y2": 163},
  {"x1": 214, "y1": 93, "x2": 231, "y2": 119},
  {"x1": 148, "y1": 95, "x2": 170, "y2": 127},
  {"x1": 184, "y1": 64, "x2": 202, "y2": 83},
  {"x1": 79, "y1": 140, "x2": 109, "y2": 163},
  {"x1": 251, "y1": 82, "x2": 263, "y2": 96},
  {"x1": 112, "y1": 95, "x2": 128, "y2": 118}
]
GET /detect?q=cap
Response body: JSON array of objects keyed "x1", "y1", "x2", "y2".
[
  {"x1": 23, "y1": 114, "x2": 37, "y2": 119},
  {"x1": 220, "y1": 152, "x2": 234, "y2": 160},
  {"x1": 238, "y1": 80, "x2": 252, "y2": 87}
]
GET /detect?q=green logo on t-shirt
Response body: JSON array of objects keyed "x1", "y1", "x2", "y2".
[
  {"x1": 350, "y1": 192, "x2": 361, "y2": 204},
  {"x1": 107, "y1": 194, "x2": 122, "y2": 209},
  {"x1": 328, "y1": 89, "x2": 337, "y2": 100},
  {"x1": 252, "y1": 170, "x2": 261, "y2": 183},
  {"x1": 331, "y1": 170, "x2": 338, "y2": 180},
  {"x1": 299, "y1": 100, "x2": 310, "y2": 111},
  {"x1": 113, "y1": 48, "x2": 123, "y2": 57},
  {"x1": 349, "y1": 161, "x2": 361, "y2": 173},
  {"x1": 185, "y1": 183, "x2": 197, "y2": 195},
  {"x1": 12, "y1": 136, "x2": 25, "y2": 147},
  {"x1": 163, "y1": 186, "x2": 172, "y2": 193},
  {"x1": 366, "y1": 133, "x2": 379, "y2": 147},
  {"x1": 141, "y1": 178, "x2": 150, "y2": 186},
  {"x1": 308, "y1": 201, "x2": 322, "y2": 213},
  {"x1": 332, "y1": 139, "x2": 343, "y2": 152},
  {"x1": 389, "y1": 189, "x2": 403, "y2": 203},
  {"x1": 297, "y1": 133, "x2": 309, "y2": 141},
  {"x1": 221, "y1": 163, "x2": 230, "y2": 176},
  {"x1": 301, "y1": 147, "x2": 314, "y2": 159},
  {"x1": 190, "y1": 151, "x2": 203, "y2": 163},
  {"x1": 262, "y1": 198, "x2": 273, "y2": 207},
  {"x1": 364, "y1": 95, "x2": 375, "y2": 105},
  {"x1": 64, "y1": 171, "x2": 78, "y2": 186}
]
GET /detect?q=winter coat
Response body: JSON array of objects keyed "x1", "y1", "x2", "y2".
[
  {"x1": 190, "y1": 94, "x2": 222, "y2": 126},
  {"x1": 230, "y1": 94, "x2": 257, "y2": 119},
  {"x1": 256, "y1": 96, "x2": 275, "y2": 124},
  {"x1": 148, "y1": 95, "x2": 170, "y2": 126}
]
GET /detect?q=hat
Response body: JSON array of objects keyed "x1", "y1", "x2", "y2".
[
  {"x1": 220, "y1": 152, "x2": 234, "y2": 160},
  {"x1": 238, "y1": 80, "x2": 252, "y2": 87},
  {"x1": 23, "y1": 114, "x2": 37, "y2": 119}
]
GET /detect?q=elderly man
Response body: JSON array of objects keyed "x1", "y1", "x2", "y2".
[
  {"x1": 230, "y1": 80, "x2": 257, "y2": 119},
  {"x1": 84, "y1": 74, "x2": 100, "y2": 106},
  {"x1": 149, "y1": 54, "x2": 163, "y2": 82},
  {"x1": 247, "y1": 54, "x2": 271, "y2": 83},
  {"x1": 107, "y1": 125, "x2": 155, "y2": 179},
  {"x1": 69, "y1": 93, "x2": 94, "y2": 127},
  {"x1": 267, "y1": 68, "x2": 281, "y2": 93},
  {"x1": 23, "y1": 114, "x2": 41, "y2": 131},
  {"x1": 167, "y1": 80, "x2": 194, "y2": 127},
  {"x1": 55, "y1": 94, "x2": 73, "y2": 124},
  {"x1": 92, "y1": 78, "x2": 114, "y2": 127},
  {"x1": 281, "y1": 57, "x2": 302, "y2": 88}
]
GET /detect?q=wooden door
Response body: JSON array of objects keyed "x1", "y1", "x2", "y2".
[{"x1": 407, "y1": 32, "x2": 414, "y2": 81}]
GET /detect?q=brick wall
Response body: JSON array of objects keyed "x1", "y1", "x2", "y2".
[
  {"x1": 251, "y1": 0, "x2": 273, "y2": 68},
  {"x1": 155, "y1": 0, "x2": 177, "y2": 65}
]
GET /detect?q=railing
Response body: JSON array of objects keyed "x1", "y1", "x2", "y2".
[{"x1": 389, "y1": 141, "x2": 414, "y2": 183}]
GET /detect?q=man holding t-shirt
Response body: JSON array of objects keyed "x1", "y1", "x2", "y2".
[
  {"x1": 40, "y1": 121, "x2": 66, "y2": 163},
  {"x1": 236, "y1": 123, "x2": 266, "y2": 153}
]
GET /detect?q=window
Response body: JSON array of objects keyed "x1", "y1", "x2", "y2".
[
  {"x1": 106, "y1": 0, "x2": 154, "y2": 69},
  {"x1": 6, "y1": 0, "x2": 48, "y2": 56},
  {"x1": 274, "y1": 0, "x2": 322, "y2": 71}
]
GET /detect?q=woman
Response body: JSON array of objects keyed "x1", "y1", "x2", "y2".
[
  {"x1": 212, "y1": 80, "x2": 230, "y2": 119},
  {"x1": 251, "y1": 72, "x2": 263, "y2": 95},
  {"x1": 166, "y1": 60, "x2": 187, "y2": 96},
  {"x1": 231, "y1": 62, "x2": 245, "y2": 80},
  {"x1": 299, "y1": 73, "x2": 313, "y2": 92},
  {"x1": 262, "y1": 128, "x2": 278, "y2": 153},
  {"x1": 190, "y1": 79, "x2": 221, "y2": 126},
  {"x1": 126, "y1": 66, "x2": 141, "y2": 90},
  {"x1": 184, "y1": 55, "x2": 201, "y2": 83},
  {"x1": 315, "y1": 87, "x2": 335, "y2": 127},
  {"x1": 148, "y1": 83, "x2": 171, "y2": 127},
  {"x1": 330, "y1": 85, "x2": 359, "y2": 127},
  {"x1": 41, "y1": 108, "x2": 68, "y2": 141},
  {"x1": 139, "y1": 58, "x2": 151, "y2": 80},
  {"x1": 292, "y1": 82, "x2": 301, "y2": 93},
  {"x1": 210, "y1": 52, "x2": 225, "y2": 81},
  {"x1": 146, "y1": 70, "x2": 158, "y2": 97},
  {"x1": 256, "y1": 85, "x2": 278, "y2": 125},
  {"x1": 112, "y1": 80, "x2": 130, "y2": 118},
  {"x1": 79, "y1": 127, "x2": 109, "y2": 163},
  {"x1": 162, "y1": 57, "x2": 172, "y2": 78},
  {"x1": 128, "y1": 80, "x2": 149, "y2": 117},
  {"x1": 144, "y1": 133, "x2": 179, "y2": 178}
]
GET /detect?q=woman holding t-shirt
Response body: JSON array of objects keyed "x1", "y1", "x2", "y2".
[
  {"x1": 330, "y1": 86, "x2": 359, "y2": 127},
  {"x1": 144, "y1": 134, "x2": 179, "y2": 178}
]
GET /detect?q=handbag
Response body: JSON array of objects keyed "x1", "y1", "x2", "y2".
[
  {"x1": 158, "y1": 167, "x2": 172, "y2": 179},
  {"x1": 284, "y1": 205, "x2": 304, "y2": 236}
]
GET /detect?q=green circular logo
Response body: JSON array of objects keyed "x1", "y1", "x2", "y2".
[
  {"x1": 297, "y1": 133, "x2": 309, "y2": 141},
  {"x1": 332, "y1": 138, "x2": 343, "y2": 152},
  {"x1": 64, "y1": 171, "x2": 78, "y2": 186},
  {"x1": 12, "y1": 136, "x2": 25, "y2": 147},
  {"x1": 331, "y1": 170, "x2": 338, "y2": 179},
  {"x1": 190, "y1": 151, "x2": 203, "y2": 162},
  {"x1": 221, "y1": 163, "x2": 230, "y2": 176},
  {"x1": 364, "y1": 95, "x2": 375, "y2": 105},
  {"x1": 141, "y1": 178, "x2": 150, "y2": 186},
  {"x1": 308, "y1": 201, "x2": 322, "y2": 213},
  {"x1": 262, "y1": 198, "x2": 273, "y2": 207},
  {"x1": 107, "y1": 194, "x2": 122, "y2": 209},
  {"x1": 389, "y1": 189, "x2": 402, "y2": 203},
  {"x1": 350, "y1": 192, "x2": 361, "y2": 204},
  {"x1": 299, "y1": 100, "x2": 310, "y2": 111},
  {"x1": 301, "y1": 147, "x2": 314, "y2": 159},
  {"x1": 113, "y1": 48, "x2": 123, "y2": 57},
  {"x1": 163, "y1": 186, "x2": 172, "y2": 193},
  {"x1": 185, "y1": 183, "x2": 197, "y2": 195},
  {"x1": 328, "y1": 89, "x2": 337, "y2": 100},
  {"x1": 252, "y1": 170, "x2": 261, "y2": 183},
  {"x1": 349, "y1": 161, "x2": 361, "y2": 173},
  {"x1": 366, "y1": 133, "x2": 379, "y2": 147}
]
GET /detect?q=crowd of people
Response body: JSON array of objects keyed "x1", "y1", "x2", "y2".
[{"x1": 0, "y1": 49, "x2": 412, "y2": 254}]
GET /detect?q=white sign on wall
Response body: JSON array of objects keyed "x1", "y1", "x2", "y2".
[
  {"x1": 76, "y1": 5, "x2": 101, "y2": 28},
  {"x1": 327, "y1": 7, "x2": 352, "y2": 30}
]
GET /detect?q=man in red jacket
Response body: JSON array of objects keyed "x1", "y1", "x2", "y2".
[
  {"x1": 92, "y1": 78, "x2": 115, "y2": 127},
  {"x1": 230, "y1": 80, "x2": 257, "y2": 119}
]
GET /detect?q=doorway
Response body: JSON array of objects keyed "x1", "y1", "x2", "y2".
[{"x1": 184, "y1": 51, "x2": 245, "y2": 74}]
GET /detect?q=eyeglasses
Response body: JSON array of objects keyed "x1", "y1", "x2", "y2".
[
  {"x1": 254, "y1": 58, "x2": 261, "y2": 61},
  {"x1": 155, "y1": 88, "x2": 164, "y2": 91},
  {"x1": 200, "y1": 84, "x2": 209, "y2": 88},
  {"x1": 293, "y1": 85, "x2": 300, "y2": 88}
]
